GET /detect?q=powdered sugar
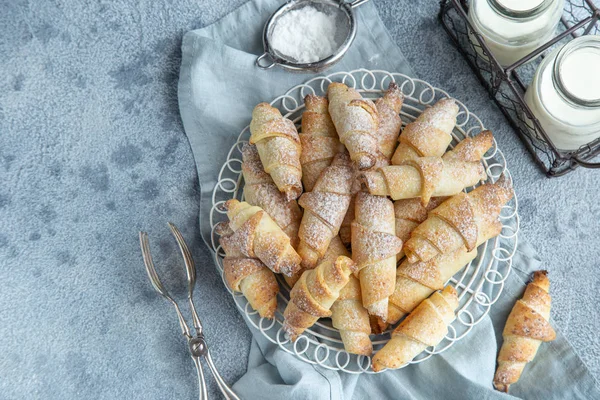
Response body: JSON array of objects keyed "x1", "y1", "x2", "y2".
[
  {"x1": 271, "y1": 6, "x2": 338, "y2": 64},
  {"x1": 328, "y1": 84, "x2": 380, "y2": 170}
]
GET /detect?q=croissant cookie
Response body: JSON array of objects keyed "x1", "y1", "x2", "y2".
[
  {"x1": 328, "y1": 236, "x2": 372, "y2": 355},
  {"x1": 394, "y1": 197, "x2": 447, "y2": 260},
  {"x1": 387, "y1": 246, "x2": 481, "y2": 325},
  {"x1": 331, "y1": 274, "x2": 373, "y2": 356},
  {"x1": 300, "y1": 95, "x2": 342, "y2": 192},
  {"x1": 442, "y1": 130, "x2": 494, "y2": 163},
  {"x1": 391, "y1": 130, "x2": 494, "y2": 253},
  {"x1": 285, "y1": 226, "x2": 348, "y2": 289},
  {"x1": 297, "y1": 151, "x2": 354, "y2": 270},
  {"x1": 250, "y1": 103, "x2": 302, "y2": 201},
  {"x1": 494, "y1": 271, "x2": 555, "y2": 392},
  {"x1": 372, "y1": 286, "x2": 459, "y2": 372},
  {"x1": 374, "y1": 82, "x2": 404, "y2": 162},
  {"x1": 361, "y1": 157, "x2": 486, "y2": 205},
  {"x1": 391, "y1": 98, "x2": 459, "y2": 164},
  {"x1": 387, "y1": 177, "x2": 512, "y2": 324},
  {"x1": 339, "y1": 193, "x2": 355, "y2": 247},
  {"x1": 242, "y1": 144, "x2": 302, "y2": 248},
  {"x1": 219, "y1": 227, "x2": 279, "y2": 319},
  {"x1": 283, "y1": 254, "x2": 357, "y2": 341},
  {"x1": 351, "y1": 192, "x2": 403, "y2": 320},
  {"x1": 403, "y1": 174, "x2": 513, "y2": 264},
  {"x1": 224, "y1": 199, "x2": 301, "y2": 277},
  {"x1": 327, "y1": 82, "x2": 380, "y2": 170}
]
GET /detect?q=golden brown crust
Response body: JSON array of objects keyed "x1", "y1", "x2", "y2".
[
  {"x1": 331, "y1": 275, "x2": 373, "y2": 356},
  {"x1": 391, "y1": 98, "x2": 458, "y2": 164},
  {"x1": 300, "y1": 95, "x2": 342, "y2": 192},
  {"x1": 249, "y1": 103, "x2": 303, "y2": 201},
  {"x1": 403, "y1": 174, "x2": 514, "y2": 264},
  {"x1": 225, "y1": 200, "x2": 302, "y2": 277},
  {"x1": 429, "y1": 193, "x2": 478, "y2": 251},
  {"x1": 374, "y1": 82, "x2": 404, "y2": 161},
  {"x1": 351, "y1": 192, "x2": 403, "y2": 320},
  {"x1": 369, "y1": 315, "x2": 389, "y2": 335},
  {"x1": 388, "y1": 209, "x2": 504, "y2": 325},
  {"x1": 494, "y1": 270, "x2": 555, "y2": 392},
  {"x1": 360, "y1": 158, "x2": 485, "y2": 205},
  {"x1": 220, "y1": 226, "x2": 279, "y2": 319},
  {"x1": 393, "y1": 197, "x2": 447, "y2": 260},
  {"x1": 388, "y1": 247, "x2": 476, "y2": 325},
  {"x1": 327, "y1": 82, "x2": 380, "y2": 170},
  {"x1": 443, "y1": 130, "x2": 494, "y2": 163},
  {"x1": 372, "y1": 286, "x2": 458, "y2": 372},
  {"x1": 388, "y1": 130, "x2": 494, "y2": 254},
  {"x1": 297, "y1": 152, "x2": 355, "y2": 270},
  {"x1": 285, "y1": 235, "x2": 349, "y2": 288},
  {"x1": 283, "y1": 255, "x2": 356, "y2": 341},
  {"x1": 242, "y1": 144, "x2": 302, "y2": 247},
  {"x1": 222, "y1": 256, "x2": 265, "y2": 290},
  {"x1": 504, "y1": 301, "x2": 555, "y2": 341},
  {"x1": 339, "y1": 193, "x2": 356, "y2": 247},
  {"x1": 404, "y1": 157, "x2": 444, "y2": 205}
]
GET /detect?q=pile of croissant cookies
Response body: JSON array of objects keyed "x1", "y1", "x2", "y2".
[{"x1": 217, "y1": 81, "x2": 555, "y2": 389}]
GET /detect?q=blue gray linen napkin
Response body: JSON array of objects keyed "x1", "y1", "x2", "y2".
[{"x1": 177, "y1": 1, "x2": 599, "y2": 398}]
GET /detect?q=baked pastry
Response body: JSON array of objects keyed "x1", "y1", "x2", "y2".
[
  {"x1": 394, "y1": 196, "x2": 447, "y2": 260},
  {"x1": 219, "y1": 227, "x2": 279, "y2": 319},
  {"x1": 374, "y1": 82, "x2": 404, "y2": 162},
  {"x1": 351, "y1": 192, "x2": 403, "y2": 320},
  {"x1": 360, "y1": 157, "x2": 486, "y2": 205},
  {"x1": 249, "y1": 103, "x2": 302, "y2": 200},
  {"x1": 284, "y1": 231, "x2": 348, "y2": 289},
  {"x1": 224, "y1": 199, "x2": 302, "y2": 277},
  {"x1": 387, "y1": 177, "x2": 511, "y2": 324},
  {"x1": 331, "y1": 274, "x2": 373, "y2": 356},
  {"x1": 443, "y1": 130, "x2": 494, "y2": 163},
  {"x1": 403, "y1": 174, "x2": 513, "y2": 264},
  {"x1": 339, "y1": 194, "x2": 355, "y2": 247},
  {"x1": 297, "y1": 151, "x2": 354, "y2": 270},
  {"x1": 242, "y1": 144, "x2": 302, "y2": 248},
  {"x1": 327, "y1": 82, "x2": 380, "y2": 170},
  {"x1": 494, "y1": 271, "x2": 555, "y2": 392},
  {"x1": 222, "y1": 94, "x2": 514, "y2": 370},
  {"x1": 300, "y1": 95, "x2": 342, "y2": 192},
  {"x1": 372, "y1": 286, "x2": 458, "y2": 372},
  {"x1": 283, "y1": 254, "x2": 356, "y2": 341},
  {"x1": 391, "y1": 98, "x2": 458, "y2": 164},
  {"x1": 369, "y1": 315, "x2": 388, "y2": 335},
  {"x1": 391, "y1": 130, "x2": 494, "y2": 254},
  {"x1": 387, "y1": 246, "x2": 480, "y2": 325}
]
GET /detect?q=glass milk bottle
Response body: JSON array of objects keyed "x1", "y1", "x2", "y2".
[
  {"x1": 468, "y1": 0, "x2": 564, "y2": 66},
  {"x1": 524, "y1": 36, "x2": 600, "y2": 151}
]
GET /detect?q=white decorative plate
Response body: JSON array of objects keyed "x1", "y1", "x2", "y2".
[{"x1": 208, "y1": 69, "x2": 519, "y2": 373}]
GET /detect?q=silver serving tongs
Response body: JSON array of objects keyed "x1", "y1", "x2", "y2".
[{"x1": 139, "y1": 223, "x2": 240, "y2": 400}]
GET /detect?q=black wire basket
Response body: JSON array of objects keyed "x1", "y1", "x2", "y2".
[{"x1": 439, "y1": 0, "x2": 600, "y2": 177}]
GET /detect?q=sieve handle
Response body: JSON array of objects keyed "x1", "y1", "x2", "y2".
[
  {"x1": 348, "y1": 0, "x2": 371, "y2": 8},
  {"x1": 256, "y1": 53, "x2": 277, "y2": 69}
]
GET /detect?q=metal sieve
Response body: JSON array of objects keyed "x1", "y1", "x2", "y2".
[{"x1": 256, "y1": 0, "x2": 371, "y2": 73}]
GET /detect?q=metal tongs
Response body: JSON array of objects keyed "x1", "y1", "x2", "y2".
[{"x1": 139, "y1": 223, "x2": 240, "y2": 400}]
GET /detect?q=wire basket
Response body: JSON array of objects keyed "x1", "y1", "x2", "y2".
[
  {"x1": 439, "y1": 0, "x2": 600, "y2": 177},
  {"x1": 207, "y1": 69, "x2": 519, "y2": 373}
]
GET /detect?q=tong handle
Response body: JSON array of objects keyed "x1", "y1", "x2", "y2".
[
  {"x1": 191, "y1": 337, "x2": 240, "y2": 400},
  {"x1": 349, "y1": 0, "x2": 371, "y2": 8},
  {"x1": 192, "y1": 356, "x2": 209, "y2": 400},
  {"x1": 204, "y1": 349, "x2": 241, "y2": 400}
]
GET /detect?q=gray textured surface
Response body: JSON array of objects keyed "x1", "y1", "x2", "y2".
[{"x1": 0, "y1": 0, "x2": 598, "y2": 399}]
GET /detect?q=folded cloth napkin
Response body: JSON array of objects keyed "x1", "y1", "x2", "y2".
[{"x1": 177, "y1": 1, "x2": 600, "y2": 399}]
